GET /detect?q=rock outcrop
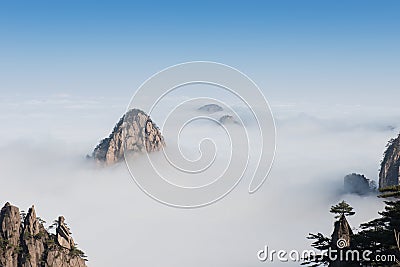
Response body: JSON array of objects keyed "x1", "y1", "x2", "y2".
[
  {"x1": 0, "y1": 202, "x2": 87, "y2": 267},
  {"x1": 0, "y1": 203, "x2": 20, "y2": 267},
  {"x1": 92, "y1": 109, "x2": 165, "y2": 165},
  {"x1": 21, "y1": 206, "x2": 46, "y2": 267},
  {"x1": 329, "y1": 215, "x2": 353, "y2": 267},
  {"x1": 198, "y1": 104, "x2": 223, "y2": 113},
  {"x1": 331, "y1": 215, "x2": 353, "y2": 250},
  {"x1": 219, "y1": 115, "x2": 238, "y2": 125},
  {"x1": 56, "y1": 217, "x2": 74, "y2": 250},
  {"x1": 379, "y1": 133, "x2": 400, "y2": 188},
  {"x1": 344, "y1": 173, "x2": 376, "y2": 195}
]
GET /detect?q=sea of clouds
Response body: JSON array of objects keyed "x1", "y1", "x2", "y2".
[{"x1": 0, "y1": 87, "x2": 398, "y2": 266}]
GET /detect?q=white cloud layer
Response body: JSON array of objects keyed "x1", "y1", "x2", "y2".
[{"x1": 0, "y1": 92, "x2": 397, "y2": 266}]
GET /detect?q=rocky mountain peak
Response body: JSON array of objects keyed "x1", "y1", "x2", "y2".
[
  {"x1": 379, "y1": 133, "x2": 400, "y2": 188},
  {"x1": 0, "y1": 203, "x2": 21, "y2": 267},
  {"x1": 92, "y1": 108, "x2": 165, "y2": 165},
  {"x1": 0, "y1": 202, "x2": 87, "y2": 267}
]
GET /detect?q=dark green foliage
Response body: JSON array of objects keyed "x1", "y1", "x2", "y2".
[
  {"x1": 47, "y1": 220, "x2": 58, "y2": 232},
  {"x1": 379, "y1": 191, "x2": 400, "y2": 198},
  {"x1": 20, "y1": 211, "x2": 27, "y2": 223},
  {"x1": 350, "y1": 201, "x2": 400, "y2": 265},
  {"x1": 44, "y1": 234, "x2": 56, "y2": 248},
  {"x1": 34, "y1": 231, "x2": 46, "y2": 240},
  {"x1": 12, "y1": 245, "x2": 22, "y2": 254},
  {"x1": 307, "y1": 233, "x2": 331, "y2": 251},
  {"x1": 23, "y1": 231, "x2": 31, "y2": 240},
  {"x1": 305, "y1": 200, "x2": 400, "y2": 266},
  {"x1": 379, "y1": 185, "x2": 400, "y2": 198},
  {"x1": 70, "y1": 244, "x2": 88, "y2": 259},
  {"x1": 379, "y1": 185, "x2": 400, "y2": 193},
  {"x1": 0, "y1": 236, "x2": 8, "y2": 250},
  {"x1": 37, "y1": 216, "x2": 46, "y2": 225},
  {"x1": 330, "y1": 200, "x2": 355, "y2": 219},
  {"x1": 302, "y1": 233, "x2": 331, "y2": 266}
]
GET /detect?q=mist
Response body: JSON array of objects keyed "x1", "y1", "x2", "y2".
[{"x1": 0, "y1": 91, "x2": 397, "y2": 266}]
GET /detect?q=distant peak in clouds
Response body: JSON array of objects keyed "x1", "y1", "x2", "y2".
[
  {"x1": 91, "y1": 109, "x2": 165, "y2": 165},
  {"x1": 198, "y1": 104, "x2": 223, "y2": 113}
]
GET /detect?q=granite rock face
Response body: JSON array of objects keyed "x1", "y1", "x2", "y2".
[
  {"x1": 56, "y1": 217, "x2": 74, "y2": 250},
  {"x1": 92, "y1": 109, "x2": 165, "y2": 164},
  {"x1": 379, "y1": 133, "x2": 400, "y2": 188},
  {"x1": 0, "y1": 203, "x2": 20, "y2": 267},
  {"x1": 45, "y1": 250, "x2": 86, "y2": 267},
  {"x1": 21, "y1": 206, "x2": 46, "y2": 267},
  {"x1": 0, "y1": 202, "x2": 87, "y2": 267},
  {"x1": 329, "y1": 215, "x2": 353, "y2": 267},
  {"x1": 331, "y1": 215, "x2": 353, "y2": 249}
]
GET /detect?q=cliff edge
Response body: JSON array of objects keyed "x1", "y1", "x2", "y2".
[{"x1": 379, "y1": 133, "x2": 400, "y2": 188}]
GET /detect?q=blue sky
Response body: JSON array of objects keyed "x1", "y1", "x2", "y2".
[{"x1": 0, "y1": 1, "x2": 399, "y2": 100}]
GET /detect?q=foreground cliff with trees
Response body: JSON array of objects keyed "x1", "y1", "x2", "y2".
[
  {"x1": 304, "y1": 199, "x2": 400, "y2": 266},
  {"x1": 0, "y1": 202, "x2": 87, "y2": 267},
  {"x1": 304, "y1": 133, "x2": 400, "y2": 266}
]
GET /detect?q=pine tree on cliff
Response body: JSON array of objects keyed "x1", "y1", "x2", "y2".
[
  {"x1": 303, "y1": 201, "x2": 356, "y2": 266},
  {"x1": 352, "y1": 200, "x2": 400, "y2": 265},
  {"x1": 305, "y1": 198, "x2": 400, "y2": 266},
  {"x1": 330, "y1": 200, "x2": 355, "y2": 219}
]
